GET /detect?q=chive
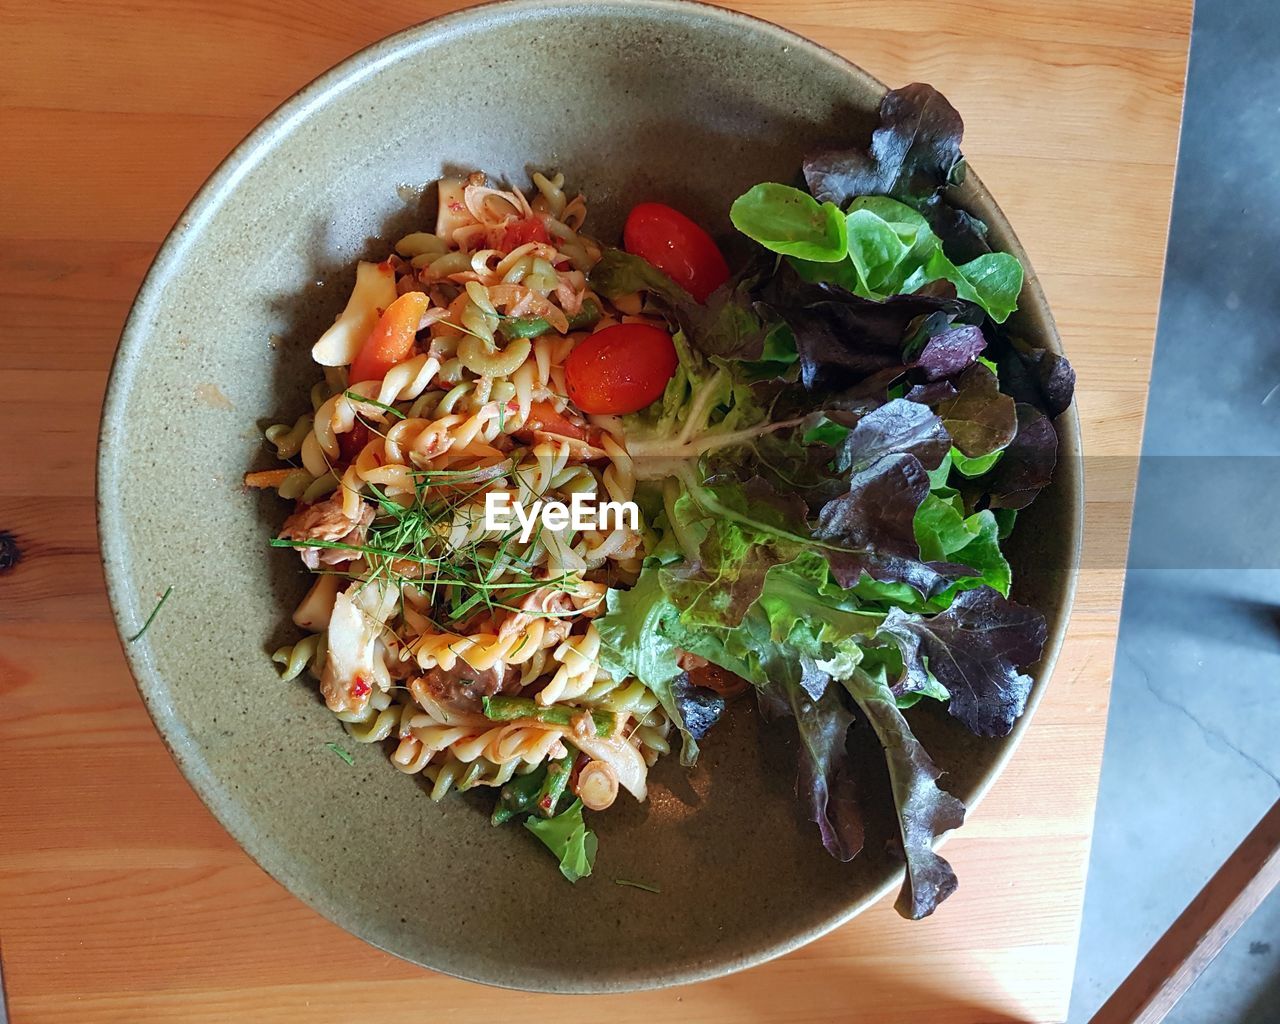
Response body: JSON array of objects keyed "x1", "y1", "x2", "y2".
[
  {"x1": 326, "y1": 741, "x2": 355, "y2": 766},
  {"x1": 343, "y1": 390, "x2": 407, "y2": 419},
  {"x1": 127, "y1": 585, "x2": 174, "y2": 642},
  {"x1": 615, "y1": 879, "x2": 661, "y2": 894}
]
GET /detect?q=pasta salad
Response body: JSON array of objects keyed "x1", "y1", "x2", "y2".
[{"x1": 249, "y1": 83, "x2": 1073, "y2": 916}]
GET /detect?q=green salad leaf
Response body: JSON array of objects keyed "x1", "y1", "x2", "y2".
[
  {"x1": 733, "y1": 190, "x2": 1022, "y2": 323},
  {"x1": 841, "y1": 197, "x2": 1022, "y2": 321},
  {"x1": 913, "y1": 493, "x2": 1010, "y2": 597},
  {"x1": 524, "y1": 799, "x2": 598, "y2": 882},
  {"x1": 730, "y1": 183, "x2": 849, "y2": 262},
  {"x1": 595, "y1": 564, "x2": 705, "y2": 766}
]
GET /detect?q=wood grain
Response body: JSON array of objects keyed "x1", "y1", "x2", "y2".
[{"x1": 0, "y1": 1, "x2": 1190, "y2": 1021}]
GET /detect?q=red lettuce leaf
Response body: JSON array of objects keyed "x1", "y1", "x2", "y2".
[
  {"x1": 875, "y1": 588, "x2": 1048, "y2": 737},
  {"x1": 760, "y1": 269, "x2": 979, "y2": 392},
  {"x1": 905, "y1": 380, "x2": 959, "y2": 405},
  {"x1": 804, "y1": 84, "x2": 965, "y2": 208},
  {"x1": 985, "y1": 403, "x2": 1058, "y2": 510},
  {"x1": 671, "y1": 675, "x2": 727, "y2": 740},
  {"x1": 933, "y1": 363, "x2": 1017, "y2": 457},
  {"x1": 813, "y1": 453, "x2": 964, "y2": 598},
  {"x1": 914, "y1": 324, "x2": 987, "y2": 382},
  {"x1": 993, "y1": 334, "x2": 1076, "y2": 419},
  {"x1": 926, "y1": 204, "x2": 992, "y2": 264},
  {"x1": 756, "y1": 655, "x2": 864, "y2": 861},
  {"x1": 843, "y1": 668, "x2": 966, "y2": 918},
  {"x1": 835, "y1": 398, "x2": 951, "y2": 474}
]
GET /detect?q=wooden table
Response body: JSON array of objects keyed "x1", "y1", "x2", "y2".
[{"x1": 0, "y1": 1, "x2": 1190, "y2": 1020}]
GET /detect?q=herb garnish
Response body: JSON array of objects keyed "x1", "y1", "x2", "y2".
[
  {"x1": 614, "y1": 879, "x2": 661, "y2": 894},
  {"x1": 127, "y1": 585, "x2": 174, "y2": 642},
  {"x1": 343, "y1": 390, "x2": 407, "y2": 419}
]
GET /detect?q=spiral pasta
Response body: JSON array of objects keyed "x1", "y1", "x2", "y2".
[{"x1": 251, "y1": 169, "x2": 679, "y2": 841}]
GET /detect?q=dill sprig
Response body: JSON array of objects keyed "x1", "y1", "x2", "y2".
[{"x1": 272, "y1": 451, "x2": 584, "y2": 625}]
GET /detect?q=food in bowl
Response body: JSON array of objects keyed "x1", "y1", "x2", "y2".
[{"x1": 246, "y1": 84, "x2": 1073, "y2": 917}]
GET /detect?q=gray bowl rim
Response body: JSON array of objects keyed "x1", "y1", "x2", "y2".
[{"x1": 97, "y1": 0, "x2": 1085, "y2": 992}]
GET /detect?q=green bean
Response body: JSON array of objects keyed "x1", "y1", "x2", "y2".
[
  {"x1": 481, "y1": 696, "x2": 614, "y2": 737},
  {"x1": 491, "y1": 766, "x2": 547, "y2": 825},
  {"x1": 497, "y1": 300, "x2": 602, "y2": 341},
  {"x1": 534, "y1": 748, "x2": 575, "y2": 818}
]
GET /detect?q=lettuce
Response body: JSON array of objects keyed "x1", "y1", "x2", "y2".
[
  {"x1": 734, "y1": 192, "x2": 1022, "y2": 323},
  {"x1": 934, "y1": 362, "x2": 1017, "y2": 457},
  {"x1": 876, "y1": 588, "x2": 1048, "y2": 737},
  {"x1": 729, "y1": 184, "x2": 849, "y2": 262},
  {"x1": 803, "y1": 83, "x2": 965, "y2": 210},
  {"x1": 524, "y1": 799, "x2": 597, "y2": 883},
  {"x1": 588, "y1": 81, "x2": 1067, "y2": 916},
  {"x1": 838, "y1": 662, "x2": 966, "y2": 918}
]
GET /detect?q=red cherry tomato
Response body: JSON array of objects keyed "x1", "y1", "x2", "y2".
[
  {"x1": 499, "y1": 216, "x2": 551, "y2": 252},
  {"x1": 337, "y1": 421, "x2": 371, "y2": 465},
  {"x1": 564, "y1": 324, "x2": 678, "y2": 415},
  {"x1": 688, "y1": 662, "x2": 750, "y2": 698},
  {"x1": 623, "y1": 202, "x2": 730, "y2": 303}
]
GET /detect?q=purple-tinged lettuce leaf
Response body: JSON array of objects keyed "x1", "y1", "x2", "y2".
[
  {"x1": 804, "y1": 84, "x2": 965, "y2": 208},
  {"x1": 755, "y1": 652, "x2": 864, "y2": 861},
  {"x1": 835, "y1": 398, "x2": 951, "y2": 475},
  {"x1": 934, "y1": 363, "x2": 1017, "y2": 457},
  {"x1": 813, "y1": 453, "x2": 964, "y2": 598},
  {"x1": 670, "y1": 675, "x2": 727, "y2": 740},
  {"x1": 927, "y1": 204, "x2": 992, "y2": 264},
  {"x1": 687, "y1": 250, "x2": 780, "y2": 362},
  {"x1": 985, "y1": 403, "x2": 1058, "y2": 510},
  {"x1": 841, "y1": 666, "x2": 966, "y2": 918},
  {"x1": 905, "y1": 380, "x2": 959, "y2": 405},
  {"x1": 801, "y1": 83, "x2": 991, "y2": 270},
  {"x1": 875, "y1": 587, "x2": 1048, "y2": 737},
  {"x1": 760, "y1": 269, "x2": 979, "y2": 392},
  {"x1": 914, "y1": 324, "x2": 987, "y2": 381},
  {"x1": 993, "y1": 334, "x2": 1076, "y2": 419}
]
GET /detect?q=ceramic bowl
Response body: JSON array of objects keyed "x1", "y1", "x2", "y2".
[{"x1": 99, "y1": 0, "x2": 1082, "y2": 992}]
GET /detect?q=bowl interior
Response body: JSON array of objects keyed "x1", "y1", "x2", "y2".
[{"x1": 99, "y1": 0, "x2": 1081, "y2": 992}]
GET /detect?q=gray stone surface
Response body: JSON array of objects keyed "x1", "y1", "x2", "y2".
[{"x1": 1069, "y1": 0, "x2": 1280, "y2": 1020}]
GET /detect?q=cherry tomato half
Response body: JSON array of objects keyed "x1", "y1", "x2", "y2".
[
  {"x1": 564, "y1": 323, "x2": 678, "y2": 415},
  {"x1": 337, "y1": 421, "x2": 371, "y2": 466},
  {"x1": 688, "y1": 662, "x2": 751, "y2": 699},
  {"x1": 498, "y1": 216, "x2": 551, "y2": 252},
  {"x1": 623, "y1": 202, "x2": 730, "y2": 303}
]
